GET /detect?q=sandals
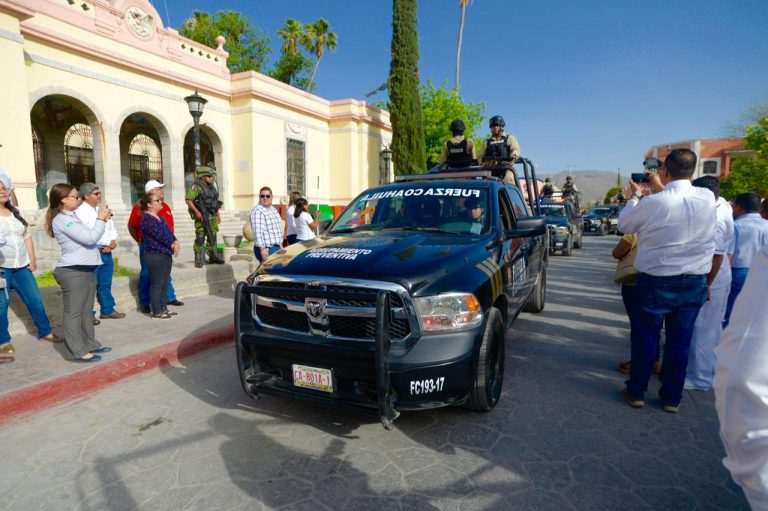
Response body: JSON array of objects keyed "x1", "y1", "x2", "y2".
[
  {"x1": 152, "y1": 312, "x2": 174, "y2": 320},
  {"x1": 40, "y1": 333, "x2": 64, "y2": 343}
]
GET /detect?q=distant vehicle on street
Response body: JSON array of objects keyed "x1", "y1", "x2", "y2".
[
  {"x1": 235, "y1": 160, "x2": 548, "y2": 428},
  {"x1": 540, "y1": 200, "x2": 582, "y2": 255},
  {"x1": 583, "y1": 204, "x2": 620, "y2": 236}
]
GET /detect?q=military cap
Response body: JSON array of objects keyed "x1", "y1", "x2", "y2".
[{"x1": 197, "y1": 166, "x2": 216, "y2": 178}]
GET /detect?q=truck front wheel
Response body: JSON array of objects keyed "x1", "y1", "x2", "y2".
[{"x1": 465, "y1": 308, "x2": 505, "y2": 412}]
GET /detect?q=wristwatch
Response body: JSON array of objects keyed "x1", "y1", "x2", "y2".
[{"x1": 632, "y1": 193, "x2": 642, "y2": 200}]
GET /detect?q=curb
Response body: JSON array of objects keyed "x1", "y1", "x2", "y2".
[{"x1": 0, "y1": 325, "x2": 234, "y2": 427}]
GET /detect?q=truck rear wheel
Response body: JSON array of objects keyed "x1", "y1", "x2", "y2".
[
  {"x1": 466, "y1": 308, "x2": 504, "y2": 412},
  {"x1": 524, "y1": 267, "x2": 546, "y2": 313}
]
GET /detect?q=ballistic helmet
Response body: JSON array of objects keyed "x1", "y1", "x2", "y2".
[
  {"x1": 449, "y1": 119, "x2": 465, "y2": 134},
  {"x1": 489, "y1": 115, "x2": 505, "y2": 128},
  {"x1": 197, "y1": 166, "x2": 216, "y2": 178}
]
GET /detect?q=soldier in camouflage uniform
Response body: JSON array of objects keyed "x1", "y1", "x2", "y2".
[{"x1": 185, "y1": 166, "x2": 224, "y2": 268}]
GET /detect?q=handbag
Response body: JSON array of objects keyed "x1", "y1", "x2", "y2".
[{"x1": 614, "y1": 244, "x2": 638, "y2": 285}]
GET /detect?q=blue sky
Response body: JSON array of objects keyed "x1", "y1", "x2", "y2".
[{"x1": 152, "y1": 0, "x2": 768, "y2": 174}]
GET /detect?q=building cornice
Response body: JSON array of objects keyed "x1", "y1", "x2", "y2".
[{"x1": 0, "y1": 0, "x2": 36, "y2": 21}]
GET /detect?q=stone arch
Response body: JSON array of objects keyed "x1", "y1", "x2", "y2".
[
  {"x1": 181, "y1": 119, "x2": 227, "y2": 204},
  {"x1": 28, "y1": 88, "x2": 107, "y2": 208},
  {"x1": 115, "y1": 106, "x2": 174, "y2": 206}
]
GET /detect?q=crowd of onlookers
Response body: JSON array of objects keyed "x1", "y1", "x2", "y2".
[
  {"x1": 611, "y1": 152, "x2": 768, "y2": 508},
  {"x1": 0, "y1": 171, "x2": 183, "y2": 365}
]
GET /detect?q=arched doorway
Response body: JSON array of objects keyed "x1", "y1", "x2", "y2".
[
  {"x1": 119, "y1": 113, "x2": 169, "y2": 206},
  {"x1": 29, "y1": 94, "x2": 104, "y2": 209}
]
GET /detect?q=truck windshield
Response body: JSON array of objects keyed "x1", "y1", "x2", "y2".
[
  {"x1": 540, "y1": 205, "x2": 566, "y2": 217},
  {"x1": 330, "y1": 184, "x2": 491, "y2": 235}
]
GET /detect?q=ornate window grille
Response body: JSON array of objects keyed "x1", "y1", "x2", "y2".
[
  {"x1": 287, "y1": 138, "x2": 306, "y2": 196},
  {"x1": 64, "y1": 123, "x2": 95, "y2": 189},
  {"x1": 129, "y1": 134, "x2": 163, "y2": 202}
]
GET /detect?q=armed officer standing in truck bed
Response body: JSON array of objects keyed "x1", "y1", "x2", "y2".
[
  {"x1": 439, "y1": 120, "x2": 477, "y2": 168},
  {"x1": 480, "y1": 115, "x2": 521, "y2": 166}
]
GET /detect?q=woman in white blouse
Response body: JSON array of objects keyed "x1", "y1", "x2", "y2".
[
  {"x1": 0, "y1": 182, "x2": 62, "y2": 360},
  {"x1": 293, "y1": 198, "x2": 319, "y2": 242},
  {"x1": 283, "y1": 191, "x2": 301, "y2": 245}
]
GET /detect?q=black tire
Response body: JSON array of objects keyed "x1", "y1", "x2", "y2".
[
  {"x1": 599, "y1": 224, "x2": 607, "y2": 236},
  {"x1": 523, "y1": 266, "x2": 546, "y2": 313},
  {"x1": 465, "y1": 308, "x2": 505, "y2": 412},
  {"x1": 574, "y1": 231, "x2": 583, "y2": 249},
  {"x1": 563, "y1": 237, "x2": 572, "y2": 256}
]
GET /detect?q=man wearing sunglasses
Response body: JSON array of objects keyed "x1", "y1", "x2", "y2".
[
  {"x1": 249, "y1": 187, "x2": 282, "y2": 263},
  {"x1": 76, "y1": 183, "x2": 125, "y2": 321}
]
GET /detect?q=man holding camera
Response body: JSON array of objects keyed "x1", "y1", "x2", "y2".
[{"x1": 618, "y1": 149, "x2": 716, "y2": 413}]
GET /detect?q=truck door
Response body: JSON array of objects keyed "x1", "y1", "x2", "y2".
[{"x1": 498, "y1": 189, "x2": 530, "y2": 317}]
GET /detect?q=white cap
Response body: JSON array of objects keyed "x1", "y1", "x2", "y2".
[{"x1": 144, "y1": 180, "x2": 166, "y2": 193}]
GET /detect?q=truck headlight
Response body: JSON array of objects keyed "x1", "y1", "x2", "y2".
[
  {"x1": 414, "y1": 293, "x2": 483, "y2": 332},
  {"x1": 558, "y1": 226, "x2": 569, "y2": 235}
]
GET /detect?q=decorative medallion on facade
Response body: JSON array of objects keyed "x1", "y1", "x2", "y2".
[{"x1": 126, "y1": 6, "x2": 155, "y2": 39}]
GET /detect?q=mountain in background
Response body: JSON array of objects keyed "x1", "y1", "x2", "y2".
[{"x1": 537, "y1": 170, "x2": 628, "y2": 207}]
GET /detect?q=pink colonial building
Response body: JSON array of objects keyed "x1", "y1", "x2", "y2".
[{"x1": 644, "y1": 138, "x2": 751, "y2": 179}]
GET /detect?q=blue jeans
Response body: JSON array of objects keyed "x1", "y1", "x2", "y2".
[
  {"x1": 723, "y1": 267, "x2": 749, "y2": 328},
  {"x1": 254, "y1": 244, "x2": 281, "y2": 263},
  {"x1": 0, "y1": 266, "x2": 53, "y2": 343},
  {"x1": 95, "y1": 251, "x2": 116, "y2": 314},
  {"x1": 626, "y1": 273, "x2": 708, "y2": 406},
  {"x1": 139, "y1": 243, "x2": 177, "y2": 306}
]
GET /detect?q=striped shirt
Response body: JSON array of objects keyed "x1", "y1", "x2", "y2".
[{"x1": 250, "y1": 204, "x2": 282, "y2": 248}]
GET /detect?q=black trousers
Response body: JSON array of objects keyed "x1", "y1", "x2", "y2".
[{"x1": 145, "y1": 253, "x2": 172, "y2": 316}]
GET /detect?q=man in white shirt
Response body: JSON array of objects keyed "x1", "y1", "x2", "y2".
[
  {"x1": 714, "y1": 245, "x2": 768, "y2": 510},
  {"x1": 685, "y1": 176, "x2": 734, "y2": 391},
  {"x1": 724, "y1": 192, "x2": 768, "y2": 327},
  {"x1": 76, "y1": 183, "x2": 125, "y2": 320},
  {"x1": 249, "y1": 186, "x2": 283, "y2": 263},
  {"x1": 618, "y1": 149, "x2": 716, "y2": 413}
]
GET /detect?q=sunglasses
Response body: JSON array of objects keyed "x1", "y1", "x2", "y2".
[{"x1": 260, "y1": 194, "x2": 271, "y2": 199}]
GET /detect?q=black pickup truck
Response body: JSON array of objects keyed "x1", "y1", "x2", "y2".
[
  {"x1": 539, "y1": 200, "x2": 583, "y2": 255},
  {"x1": 235, "y1": 161, "x2": 547, "y2": 428}
]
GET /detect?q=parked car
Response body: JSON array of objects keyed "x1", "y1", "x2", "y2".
[{"x1": 235, "y1": 161, "x2": 548, "y2": 428}]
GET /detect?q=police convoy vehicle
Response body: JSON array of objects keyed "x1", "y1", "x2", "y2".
[{"x1": 235, "y1": 159, "x2": 547, "y2": 428}]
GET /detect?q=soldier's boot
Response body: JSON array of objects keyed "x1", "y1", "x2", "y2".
[
  {"x1": 194, "y1": 237, "x2": 206, "y2": 268},
  {"x1": 208, "y1": 234, "x2": 225, "y2": 264}
]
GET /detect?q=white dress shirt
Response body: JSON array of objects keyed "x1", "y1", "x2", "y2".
[
  {"x1": 712, "y1": 197, "x2": 735, "y2": 289},
  {"x1": 285, "y1": 205, "x2": 297, "y2": 237},
  {"x1": 732, "y1": 213, "x2": 768, "y2": 269},
  {"x1": 714, "y1": 245, "x2": 768, "y2": 511},
  {"x1": 76, "y1": 202, "x2": 117, "y2": 247},
  {"x1": 618, "y1": 180, "x2": 716, "y2": 276}
]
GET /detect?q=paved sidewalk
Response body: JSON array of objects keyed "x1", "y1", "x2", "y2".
[{"x1": 0, "y1": 292, "x2": 236, "y2": 425}]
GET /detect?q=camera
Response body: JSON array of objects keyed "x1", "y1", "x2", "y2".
[
  {"x1": 643, "y1": 157, "x2": 662, "y2": 170},
  {"x1": 631, "y1": 172, "x2": 649, "y2": 183}
]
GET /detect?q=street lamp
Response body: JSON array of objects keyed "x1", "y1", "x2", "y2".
[
  {"x1": 380, "y1": 146, "x2": 392, "y2": 184},
  {"x1": 184, "y1": 90, "x2": 208, "y2": 177}
]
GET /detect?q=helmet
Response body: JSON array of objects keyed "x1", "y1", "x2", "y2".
[
  {"x1": 544, "y1": 177, "x2": 552, "y2": 183},
  {"x1": 449, "y1": 119, "x2": 465, "y2": 134},
  {"x1": 566, "y1": 176, "x2": 573, "y2": 182},
  {"x1": 489, "y1": 115, "x2": 505, "y2": 128}
]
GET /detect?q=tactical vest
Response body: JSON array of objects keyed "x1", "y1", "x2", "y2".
[
  {"x1": 445, "y1": 139, "x2": 471, "y2": 167},
  {"x1": 193, "y1": 181, "x2": 222, "y2": 214},
  {"x1": 483, "y1": 135, "x2": 510, "y2": 162}
]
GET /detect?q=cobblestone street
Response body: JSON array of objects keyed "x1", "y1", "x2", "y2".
[{"x1": 0, "y1": 237, "x2": 748, "y2": 510}]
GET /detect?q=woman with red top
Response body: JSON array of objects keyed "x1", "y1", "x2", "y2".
[{"x1": 139, "y1": 193, "x2": 179, "y2": 319}]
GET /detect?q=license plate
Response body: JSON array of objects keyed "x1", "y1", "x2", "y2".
[{"x1": 292, "y1": 364, "x2": 333, "y2": 393}]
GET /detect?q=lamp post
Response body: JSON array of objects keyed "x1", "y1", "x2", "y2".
[
  {"x1": 184, "y1": 90, "x2": 208, "y2": 177},
  {"x1": 380, "y1": 146, "x2": 392, "y2": 184}
]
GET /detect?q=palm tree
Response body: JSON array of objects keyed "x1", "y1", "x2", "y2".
[
  {"x1": 278, "y1": 18, "x2": 303, "y2": 56},
  {"x1": 455, "y1": 0, "x2": 472, "y2": 93},
  {"x1": 301, "y1": 18, "x2": 338, "y2": 91}
]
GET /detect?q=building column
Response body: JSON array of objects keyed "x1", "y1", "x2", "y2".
[
  {"x1": 166, "y1": 135, "x2": 185, "y2": 211},
  {"x1": 102, "y1": 125, "x2": 126, "y2": 209}
]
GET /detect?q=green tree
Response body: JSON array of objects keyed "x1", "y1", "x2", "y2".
[
  {"x1": 455, "y1": 0, "x2": 472, "y2": 93},
  {"x1": 421, "y1": 82, "x2": 485, "y2": 166},
  {"x1": 603, "y1": 186, "x2": 623, "y2": 204},
  {"x1": 180, "y1": 10, "x2": 271, "y2": 74},
  {"x1": 271, "y1": 18, "x2": 313, "y2": 89},
  {"x1": 301, "y1": 18, "x2": 338, "y2": 92},
  {"x1": 389, "y1": 0, "x2": 426, "y2": 174},
  {"x1": 721, "y1": 116, "x2": 768, "y2": 199}
]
